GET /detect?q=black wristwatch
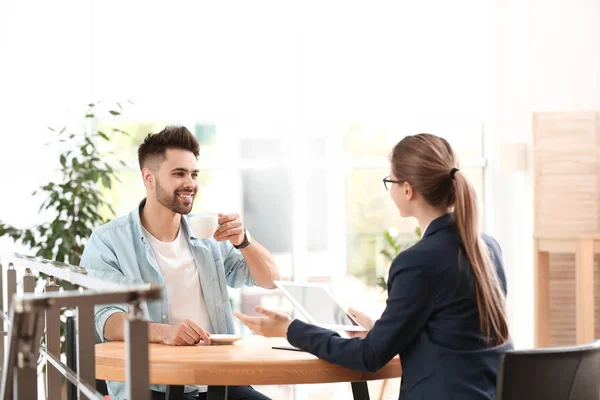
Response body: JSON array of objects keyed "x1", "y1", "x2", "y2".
[{"x1": 234, "y1": 229, "x2": 252, "y2": 249}]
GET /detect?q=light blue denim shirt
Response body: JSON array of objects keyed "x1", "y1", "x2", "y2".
[{"x1": 80, "y1": 200, "x2": 257, "y2": 400}]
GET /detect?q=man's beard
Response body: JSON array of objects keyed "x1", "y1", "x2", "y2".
[{"x1": 155, "y1": 179, "x2": 195, "y2": 215}]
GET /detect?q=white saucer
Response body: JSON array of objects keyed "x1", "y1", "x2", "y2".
[{"x1": 209, "y1": 334, "x2": 243, "y2": 345}]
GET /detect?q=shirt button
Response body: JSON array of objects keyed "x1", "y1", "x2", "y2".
[{"x1": 162, "y1": 315, "x2": 167, "y2": 321}]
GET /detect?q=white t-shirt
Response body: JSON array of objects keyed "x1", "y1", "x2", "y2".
[
  {"x1": 143, "y1": 226, "x2": 213, "y2": 332},
  {"x1": 143, "y1": 226, "x2": 212, "y2": 394}
]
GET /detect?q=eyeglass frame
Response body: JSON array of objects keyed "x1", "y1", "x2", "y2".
[{"x1": 383, "y1": 176, "x2": 402, "y2": 190}]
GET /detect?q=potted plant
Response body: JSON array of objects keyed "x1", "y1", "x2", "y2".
[{"x1": 0, "y1": 102, "x2": 131, "y2": 394}]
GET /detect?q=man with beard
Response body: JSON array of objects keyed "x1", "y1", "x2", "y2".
[{"x1": 81, "y1": 126, "x2": 278, "y2": 400}]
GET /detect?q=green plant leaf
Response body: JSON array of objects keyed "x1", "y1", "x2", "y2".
[
  {"x1": 377, "y1": 226, "x2": 422, "y2": 291},
  {"x1": 112, "y1": 127, "x2": 130, "y2": 137},
  {"x1": 108, "y1": 110, "x2": 120, "y2": 116},
  {"x1": 380, "y1": 249, "x2": 394, "y2": 262},
  {"x1": 101, "y1": 174, "x2": 111, "y2": 189},
  {"x1": 382, "y1": 231, "x2": 400, "y2": 252}
]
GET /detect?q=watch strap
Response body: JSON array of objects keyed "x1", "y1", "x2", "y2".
[{"x1": 234, "y1": 229, "x2": 251, "y2": 249}]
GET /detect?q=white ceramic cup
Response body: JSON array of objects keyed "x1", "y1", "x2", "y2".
[{"x1": 188, "y1": 213, "x2": 219, "y2": 238}]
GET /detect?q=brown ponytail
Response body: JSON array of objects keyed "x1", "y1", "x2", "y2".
[
  {"x1": 391, "y1": 133, "x2": 509, "y2": 344},
  {"x1": 452, "y1": 171, "x2": 509, "y2": 344}
]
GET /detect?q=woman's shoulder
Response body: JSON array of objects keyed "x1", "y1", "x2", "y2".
[
  {"x1": 389, "y1": 239, "x2": 438, "y2": 274},
  {"x1": 390, "y1": 232, "x2": 503, "y2": 272},
  {"x1": 481, "y1": 233, "x2": 507, "y2": 291},
  {"x1": 391, "y1": 232, "x2": 503, "y2": 262},
  {"x1": 481, "y1": 233, "x2": 503, "y2": 256}
]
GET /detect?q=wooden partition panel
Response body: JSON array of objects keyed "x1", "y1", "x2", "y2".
[
  {"x1": 533, "y1": 112, "x2": 600, "y2": 347},
  {"x1": 547, "y1": 254, "x2": 600, "y2": 346},
  {"x1": 534, "y1": 112, "x2": 600, "y2": 236}
]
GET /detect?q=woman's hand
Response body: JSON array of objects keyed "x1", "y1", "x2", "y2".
[
  {"x1": 347, "y1": 307, "x2": 375, "y2": 339},
  {"x1": 234, "y1": 306, "x2": 292, "y2": 337}
]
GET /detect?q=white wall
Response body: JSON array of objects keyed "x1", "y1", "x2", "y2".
[
  {"x1": 0, "y1": 1, "x2": 94, "y2": 257},
  {"x1": 0, "y1": 0, "x2": 495, "y2": 244},
  {"x1": 492, "y1": 0, "x2": 600, "y2": 349},
  {"x1": 531, "y1": 0, "x2": 600, "y2": 111}
]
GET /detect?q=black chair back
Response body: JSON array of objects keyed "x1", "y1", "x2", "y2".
[{"x1": 497, "y1": 340, "x2": 600, "y2": 400}]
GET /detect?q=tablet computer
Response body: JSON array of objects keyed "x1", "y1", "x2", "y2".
[{"x1": 274, "y1": 281, "x2": 366, "y2": 332}]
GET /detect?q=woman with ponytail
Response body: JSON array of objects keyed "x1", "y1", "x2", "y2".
[{"x1": 236, "y1": 134, "x2": 512, "y2": 399}]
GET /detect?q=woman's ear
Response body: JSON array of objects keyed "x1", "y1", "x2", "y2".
[{"x1": 403, "y1": 181, "x2": 414, "y2": 200}]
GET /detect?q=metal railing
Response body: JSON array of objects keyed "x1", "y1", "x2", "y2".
[{"x1": 0, "y1": 253, "x2": 162, "y2": 400}]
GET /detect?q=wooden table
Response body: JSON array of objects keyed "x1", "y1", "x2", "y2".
[
  {"x1": 96, "y1": 336, "x2": 402, "y2": 400},
  {"x1": 535, "y1": 234, "x2": 599, "y2": 347}
]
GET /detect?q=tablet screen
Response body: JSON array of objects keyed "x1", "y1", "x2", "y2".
[{"x1": 278, "y1": 283, "x2": 357, "y2": 326}]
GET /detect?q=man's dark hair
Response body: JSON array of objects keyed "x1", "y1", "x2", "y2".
[{"x1": 137, "y1": 126, "x2": 200, "y2": 170}]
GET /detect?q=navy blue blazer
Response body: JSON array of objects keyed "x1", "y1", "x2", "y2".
[{"x1": 287, "y1": 213, "x2": 513, "y2": 399}]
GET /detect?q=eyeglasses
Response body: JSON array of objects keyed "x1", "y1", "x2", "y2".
[{"x1": 383, "y1": 176, "x2": 402, "y2": 190}]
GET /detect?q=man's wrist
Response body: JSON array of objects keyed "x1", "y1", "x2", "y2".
[
  {"x1": 234, "y1": 229, "x2": 252, "y2": 249},
  {"x1": 149, "y1": 322, "x2": 169, "y2": 344}
]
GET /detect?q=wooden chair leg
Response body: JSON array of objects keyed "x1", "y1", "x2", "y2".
[{"x1": 378, "y1": 378, "x2": 389, "y2": 400}]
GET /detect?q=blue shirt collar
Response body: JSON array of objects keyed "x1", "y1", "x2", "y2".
[{"x1": 135, "y1": 198, "x2": 202, "y2": 245}]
